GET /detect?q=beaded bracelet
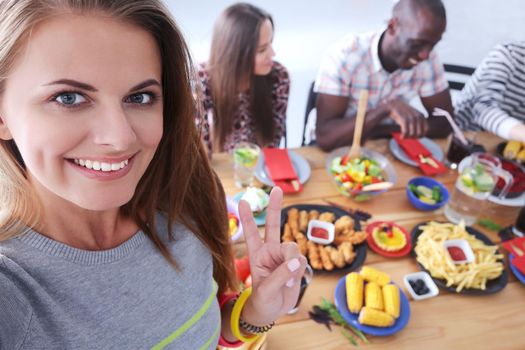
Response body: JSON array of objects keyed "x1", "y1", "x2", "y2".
[
  {"x1": 218, "y1": 293, "x2": 244, "y2": 348},
  {"x1": 239, "y1": 317, "x2": 275, "y2": 334},
  {"x1": 230, "y1": 287, "x2": 260, "y2": 343}
]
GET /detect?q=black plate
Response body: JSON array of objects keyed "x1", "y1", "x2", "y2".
[
  {"x1": 281, "y1": 204, "x2": 367, "y2": 274},
  {"x1": 410, "y1": 222, "x2": 508, "y2": 295}
]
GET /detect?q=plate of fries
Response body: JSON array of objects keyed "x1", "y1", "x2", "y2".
[
  {"x1": 280, "y1": 204, "x2": 367, "y2": 273},
  {"x1": 410, "y1": 221, "x2": 508, "y2": 294}
]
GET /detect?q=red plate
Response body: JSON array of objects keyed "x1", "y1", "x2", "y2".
[{"x1": 366, "y1": 221, "x2": 412, "y2": 258}]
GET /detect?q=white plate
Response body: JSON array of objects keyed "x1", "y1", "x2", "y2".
[
  {"x1": 488, "y1": 192, "x2": 525, "y2": 207},
  {"x1": 255, "y1": 150, "x2": 311, "y2": 187},
  {"x1": 389, "y1": 138, "x2": 444, "y2": 167}
]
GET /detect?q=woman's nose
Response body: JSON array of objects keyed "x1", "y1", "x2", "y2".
[
  {"x1": 92, "y1": 105, "x2": 136, "y2": 150},
  {"x1": 270, "y1": 45, "x2": 276, "y2": 58}
]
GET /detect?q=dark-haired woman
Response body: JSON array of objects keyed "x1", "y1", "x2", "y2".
[{"x1": 196, "y1": 2, "x2": 290, "y2": 153}]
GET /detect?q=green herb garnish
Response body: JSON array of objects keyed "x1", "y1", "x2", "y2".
[
  {"x1": 309, "y1": 299, "x2": 370, "y2": 347},
  {"x1": 478, "y1": 218, "x2": 503, "y2": 231}
]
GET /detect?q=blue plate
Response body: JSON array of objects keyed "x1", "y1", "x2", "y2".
[
  {"x1": 233, "y1": 192, "x2": 266, "y2": 227},
  {"x1": 334, "y1": 276, "x2": 410, "y2": 336},
  {"x1": 509, "y1": 254, "x2": 525, "y2": 284}
]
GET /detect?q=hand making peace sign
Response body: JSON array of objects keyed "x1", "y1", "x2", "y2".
[{"x1": 237, "y1": 187, "x2": 308, "y2": 326}]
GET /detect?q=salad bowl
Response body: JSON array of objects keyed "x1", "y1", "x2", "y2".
[{"x1": 326, "y1": 147, "x2": 397, "y2": 201}]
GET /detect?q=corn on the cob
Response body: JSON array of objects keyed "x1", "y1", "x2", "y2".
[
  {"x1": 360, "y1": 266, "x2": 390, "y2": 286},
  {"x1": 503, "y1": 140, "x2": 521, "y2": 159},
  {"x1": 345, "y1": 272, "x2": 364, "y2": 313},
  {"x1": 517, "y1": 148, "x2": 525, "y2": 163},
  {"x1": 358, "y1": 307, "x2": 395, "y2": 327},
  {"x1": 364, "y1": 282, "x2": 383, "y2": 310},
  {"x1": 382, "y1": 284, "x2": 400, "y2": 318}
]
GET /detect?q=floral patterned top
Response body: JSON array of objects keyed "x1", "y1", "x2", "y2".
[{"x1": 196, "y1": 61, "x2": 290, "y2": 153}]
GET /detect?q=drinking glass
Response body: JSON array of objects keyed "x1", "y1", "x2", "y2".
[
  {"x1": 287, "y1": 264, "x2": 314, "y2": 314},
  {"x1": 444, "y1": 153, "x2": 513, "y2": 225},
  {"x1": 233, "y1": 142, "x2": 260, "y2": 188},
  {"x1": 445, "y1": 135, "x2": 486, "y2": 169}
]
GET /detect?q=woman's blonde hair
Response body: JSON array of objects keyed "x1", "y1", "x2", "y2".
[{"x1": 0, "y1": 0, "x2": 237, "y2": 293}]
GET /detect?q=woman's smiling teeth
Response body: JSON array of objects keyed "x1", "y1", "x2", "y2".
[{"x1": 73, "y1": 158, "x2": 129, "y2": 172}]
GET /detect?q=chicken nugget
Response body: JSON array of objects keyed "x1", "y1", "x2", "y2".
[
  {"x1": 334, "y1": 215, "x2": 354, "y2": 235},
  {"x1": 296, "y1": 236, "x2": 308, "y2": 256},
  {"x1": 308, "y1": 210, "x2": 320, "y2": 221},
  {"x1": 287, "y1": 208, "x2": 299, "y2": 231},
  {"x1": 319, "y1": 246, "x2": 334, "y2": 271},
  {"x1": 308, "y1": 210, "x2": 319, "y2": 220},
  {"x1": 282, "y1": 223, "x2": 294, "y2": 242},
  {"x1": 338, "y1": 242, "x2": 355, "y2": 264},
  {"x1": 299, "y1": 210, "x2": 309, "y2": 232},
  {"x1": 326, "y1": 246, "x2": 346, "y2": 268},
  {"x1": 348, "y1": 231, "x2": 367, "y2": 245},
  {"x1": 333, "y1": 233, "x2": 351, "y2": 246},
  {"x1": 307, "y1": 241, "x2": 322, "y2": 270},
  {"x1": 318, "y1": 212, "x2": 336, "y2": 223}
]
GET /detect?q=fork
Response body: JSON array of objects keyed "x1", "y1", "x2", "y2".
[
  {"x1": 419, "y1": 154, "x2": 438, "y2": 168},
  {"x1": 510, "y1": 242, "x2": 524, "y2": 257}
]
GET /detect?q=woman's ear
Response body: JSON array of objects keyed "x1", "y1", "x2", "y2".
[{"x1": 0, "y1": 115, "x2": 13, "y2": 140}]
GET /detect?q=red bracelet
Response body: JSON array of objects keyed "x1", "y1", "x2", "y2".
[{"x1": 218, "y1": 293, "x2": 243, "y2": 348}]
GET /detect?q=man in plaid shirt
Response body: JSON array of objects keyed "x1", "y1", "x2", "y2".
[{"x1": 314, "y1": 0, "x2": 454, "y2": 151}]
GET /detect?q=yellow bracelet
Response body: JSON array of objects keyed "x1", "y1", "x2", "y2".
[{"x1": 230, "y1": 287, "x2": 260, "y2": 343}]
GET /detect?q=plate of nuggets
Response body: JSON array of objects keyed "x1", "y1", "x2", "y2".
[{"x1": 280, "y1": 204, "x2": 368, "y2": 273}]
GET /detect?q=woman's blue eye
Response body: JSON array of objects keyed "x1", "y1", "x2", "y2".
[
  {"x1": 127, "y1": 93, "x2": 152, "y2": 104},
  {"x1": 55, "y1": 92, "x2": 86, "y2": 105}
]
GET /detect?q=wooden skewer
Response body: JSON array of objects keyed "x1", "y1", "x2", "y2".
[{"x1": 347, "y1": 90, "x2": 369, "y2": 160}]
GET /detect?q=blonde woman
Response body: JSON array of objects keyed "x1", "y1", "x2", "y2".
[{"x1": 0, "y1": 1, "x2": 306, "y2": 349}]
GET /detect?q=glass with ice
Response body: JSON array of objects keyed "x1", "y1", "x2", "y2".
[
  {"x1": 444, "y1": 153, "x2": 513, "y2": 225},
  {"x1": 233, "y1": 142, "x2": 260, "y2": 188}
]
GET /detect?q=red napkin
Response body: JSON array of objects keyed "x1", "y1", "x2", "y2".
[
  {"x1": 502, "y1": 237, "x2": 525, "y2": 256},
  {"x1": 262, "y1": 148, "x2": 303, "y2": 194},
  {"x1": 502, "y1": 237, "x2": 525, "y2": 275},
  {"x1": 392, "y1": 133, "x2": 447, "y2": 176}
]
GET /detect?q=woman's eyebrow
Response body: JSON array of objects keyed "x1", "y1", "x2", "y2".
[
  {"x1": 129, "y1": 79, "x2": 161, "y2": 92},
  {"x1": 42, "y1": 78, "x2": 161, "y2": 92},
  {"x1": 43, "y1": 79, "x2": 97, "y2": 91}
]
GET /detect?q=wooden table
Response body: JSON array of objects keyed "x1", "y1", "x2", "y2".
[{"x1": 212, "y1": 133, "x2": 524, "y2": 350}]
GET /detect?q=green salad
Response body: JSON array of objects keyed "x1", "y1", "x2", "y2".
[{"x1": 330, "y1": 155, "x2": 384, "y2": 195}]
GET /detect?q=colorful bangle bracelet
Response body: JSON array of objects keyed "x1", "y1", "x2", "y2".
[
  {"x1": 218, "y1": 293, "x2": 244, "y2": 348},
  {"x1": 230, "y1": 287, "x2": 260, "y2": 343}
]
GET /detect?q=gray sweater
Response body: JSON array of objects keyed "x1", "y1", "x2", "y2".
[{"x1": 0, "y1": 214, "x2": 220, "y2": 349}]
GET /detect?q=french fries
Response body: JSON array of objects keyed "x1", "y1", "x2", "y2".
[{"x1": 414, "y1": 221, "x2": 504, "y2": 292}]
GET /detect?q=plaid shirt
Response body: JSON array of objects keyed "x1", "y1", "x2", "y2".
[{"x1": 314, "y1": 31, "x2": 448, "y2": 117}]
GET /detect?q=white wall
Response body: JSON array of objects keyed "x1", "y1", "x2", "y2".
[{"x1": 165, "y1": 0, "x2": 525, "y2": 147}]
